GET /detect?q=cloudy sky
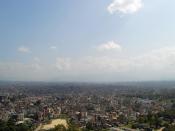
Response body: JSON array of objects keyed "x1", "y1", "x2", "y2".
[{"x1": 0, "y1": 0, "x2": 175, "y2": 82}]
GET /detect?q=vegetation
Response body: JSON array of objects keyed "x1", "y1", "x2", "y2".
[{"x1": 0, "y1": 119, "x2": 32, "y2": 131}]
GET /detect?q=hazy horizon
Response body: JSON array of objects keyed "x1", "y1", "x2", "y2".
[{"x1": 1, "y1": 0, "x2": 175, "y2": 82}]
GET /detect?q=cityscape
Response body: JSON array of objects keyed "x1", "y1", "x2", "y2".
[
  {"x1": 0, "y1": 82, "x2": 175, "y2": 131},
  {"x1": 1, "y1": 0, "x2": 175, "y2": 131}
]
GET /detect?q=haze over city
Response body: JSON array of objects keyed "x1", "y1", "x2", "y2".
[
  {"x1": 0, "y1": 0, "x2": 175, "y2": 82},
  {"x1": 2, "y1": 1, "x2": 175, "y2": 131}
]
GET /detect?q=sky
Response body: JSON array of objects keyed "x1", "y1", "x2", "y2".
[{"x1": 0, "y1": 0, "x2": 175, "y2": 82}]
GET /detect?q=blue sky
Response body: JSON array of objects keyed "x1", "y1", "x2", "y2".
[{"x1": 0, "y1": 0, "x2": 175, "y2": 82}]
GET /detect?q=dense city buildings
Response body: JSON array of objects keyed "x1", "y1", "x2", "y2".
[{"x1": 0, "y1": 82, "x2": 175, "y2": 131}]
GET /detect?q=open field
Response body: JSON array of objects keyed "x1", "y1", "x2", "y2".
[{"x1": 36, "y1": 119, "x2": 68, "y2": 131}]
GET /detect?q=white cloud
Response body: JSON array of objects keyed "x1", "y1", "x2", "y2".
[
  {"x1": 55, "y1": 57, "x2": 71, "y2": 71},
  {"x1": 107, "y1": 0, "x2": 143, "y2": 14},
  {"x1": 18, "y1": 46, "x2": 30, "y2": 53},
  {"x1": 33, "y1": 57, "x2": 40, "y2": 62},
  {"x1": 133, "y1": 47, "x2": 175, "y2": 70},
  {"x1": 51, "y1": 46, "x2": 175, "y2": 74},
  {"x1": 2, "y1": 46, "x2": 175, "y2": 81},
  {"x1": 97, "y1": 41, "x2": 122, "y2": 51},
  {"x1": 50, "y1": 46, "x2": 57, "y2": 50},
  {"x1": 31, "y1": 63, "x2": 42, "y2": 70}
]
